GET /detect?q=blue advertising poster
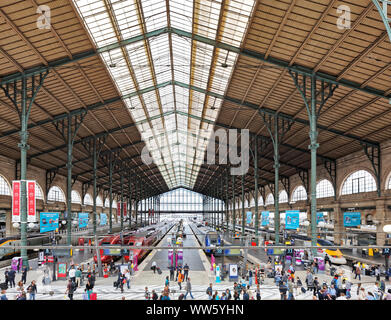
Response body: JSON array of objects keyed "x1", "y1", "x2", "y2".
[
  {"x1": 100, "y1": 213, "x2": 107, "y2": 226},
  {"x1": 78, "y1": 212, "x2": 89, "y2": 228},
  {"x1": 285, "y1": 210, "x2": 300, "y2": 230},
  {"x1": 261, "y1": 211, "x2": 269, "y2": 226},
  {"x1": 40, "y1": 212, "x2": 59, "y2": 233},
  {"x1": 343, "y1": 212, "x2": 361, "y2": 227},
  {"x1": 316, "y1": 212, "x2": 324, "y2": 224},
  {"x1": 246, "y1": 211, "x2": 252, "y2": 224}
]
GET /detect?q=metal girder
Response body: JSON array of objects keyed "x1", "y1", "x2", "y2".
[
  {"x1": 45, "y1": 168, "x2": 58, "y2": 200},
  {"x1": 297, "y1": 169, "x2": 309, "y2": 195},
  {"x1": 3, "y1": 27, "x2": 391, "y2": 100},
  {"x1": 322, "y1": 159, "x2": 337, "y2": 200},
  {"x1": 373, "y1": 1, "x2": 391, "y2": 62},
  {"x1": 361, "y1": 143, "x2": 381, "y2": 197}
]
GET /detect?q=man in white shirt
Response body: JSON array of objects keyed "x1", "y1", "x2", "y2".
[
  {"x1": 125, "y1": 269, "x2": 131, "y2": 289},
  {"x1": 68, "y1": 266, "x2": 76, "y2": 283}
]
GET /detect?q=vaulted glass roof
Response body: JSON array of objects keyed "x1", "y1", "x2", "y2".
[{"x1": 73, "y1": 0, "x2": 255, "y2": 189}]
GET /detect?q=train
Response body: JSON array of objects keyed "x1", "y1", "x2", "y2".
[
  {"x1": 93, "y1": 222, "x2": 173, "y2": 264},
  {"x1": 0, "y1": 233, "x2": 52, "y2": 260},
  {"x1": 221, "y1": 224, "x2": 347, "y2": 265}
]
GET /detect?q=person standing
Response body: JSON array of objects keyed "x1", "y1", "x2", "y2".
[
  {"x1": 27, "y1": 280, "x2": 37, "y2": 300},
  {"x1": 7, "y1": 268, "x2": 16, "y2": 288},
  {"x1": 279, "y1": 281, "x2": 288, "y2": 300},
  {"x1": 183, "y1": 263, "x2": 189, "y2": 281},
  {"x1": 206, "y1": 283, "x2": 213, "y2": 300},
  {"x1": 125, "y1": 269, "x2": 131, "y2": 289},
  {"x1": 165, "y1": 276, "x2": 169, "y2": 287},
  {"x1": 85, "y1": 278, "x2": 93, "y2": 300},
  {"x1": 256, "y1": 284, "x2": 261, "y2": 300},
  {"x1": 21, "y1": 266, "x2": 28, "y2": 285},
  {"x1": 169, "y1": 264, "x2": 175, "y2": 281},
  {"x1": 354, "y1": 264, "x2": 361, "y2": 280},
  {"x1": 305, "y1": 270, "x2": 313, "y2": 291},
  {"x1": 184, "y1": 277, "x2": 194, "y2": 299},
  {"x1": 152, "y1": 290, "x2": 158, "y2": 300},
  {"x1": 248, "y1": 268, "x2": 253, "y2": 287},
  {"x1": 287, "y1": 279, "x2": 294, "y2": 300},
  {"x1": 0, "y1": 289, "x2": 7, "y2": 300},
  {"x1": 4, "y1": 268, "x2": 9, "y2": 288}
]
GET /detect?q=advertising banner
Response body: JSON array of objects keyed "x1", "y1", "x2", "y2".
[
  {"x1": 285, "y1": 210, "x2": 300, "y2": 230},
  {"x1": 27, "y1": 181, "x2": 36, "y2": 222},
  {"x1": 343, "y1": 212, "x2": 361, "y2": 227},
  {"x1": 261, "y1": 211, "x2": 269, "y2": 226},
  {"x1": 57, "y1": 263, "x2": 67, "y2": 278},
  {"x1": 39, "y1": 212, "x2": 59, "y2": 233},
  {"x1": 117, "y1": 202, "x2": 127, "y2": 216},
  {"x1": 12, "y1": 180, "x2": 21, "y2": 222},
  {"x1": 100, "y1": 213, "x2": 107, "y2": 226},
  {"x1": 78, "y1": 212, "x2": 89, "y2": 228},
  {"x1": 229, "y1": 264, "x2": 238, "y2": 280},
  {"x1": 246, "y1": 211, "x2": 252, "y2": 224},
  {"x1": 316, "y1": 212, "x2": 325, "y2": 224}
]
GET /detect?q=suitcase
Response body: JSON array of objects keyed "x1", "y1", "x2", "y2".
[
  {"x1": 0, "y1": 282, "x2": 8, "y2": 290},
  {"x1": 301, "y1": 287, "x2": 306, "y2": 293},
  {"x1": 113, "y1": 281, "x2": 118, "y2": 288},
  {"x1": 157, "y1": 267, "x2": 162, "y2": 275},
  {"x1": 90, "y1": 292, "x2": 97, "y2": 300}
]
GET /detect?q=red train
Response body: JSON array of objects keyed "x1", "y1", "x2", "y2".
[{"x1": 93, "y1": 228, "x2": 160, "y2": 264}]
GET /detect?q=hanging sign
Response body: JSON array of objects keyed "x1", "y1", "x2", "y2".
[
  {"x1": 246, "y1": 211, "x2": 252, "y2": 224},
  {"x1": 100, "y1": 213, "x2": 107, "y2": 226},
  {"x1": 261, "y1": 211, "x2": 269, "y2": 226},
  {"x1": 78, "y1": 212, "x2": 89, "y2": 228},
  {"x1": 40, "y1": 212, "x2": 59, "y2": 233},
  {"x1": 27, "y1": 180, "x2": 36, "y2": 222},
  {"x1": 285, "y1": 210, "x2": 300, "y2": 230},
  {"x1": 316, "y1": 212, "x2": 325, "y2": 224},
  {"x1": 343, "y1": 212, "x2": 361, "y2": 227},
  {"x1": 12, "y1": 181, "x2": 21, "y2": 222}
]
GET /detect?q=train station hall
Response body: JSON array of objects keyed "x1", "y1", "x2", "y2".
[{"x1": 1, "y1": 0, "x2": 391, "y2": 309}]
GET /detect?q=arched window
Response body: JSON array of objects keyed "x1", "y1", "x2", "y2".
[
  {"x1": 258, "y1": 195, "x2": 264, "y2": 206},
  {"x1": 35, "y1": 183, "x2": 44, "y2": 200},
  {"x1": 104, "y1": 198, "x2": 110, "y2": 208},
  {"x1": 0, "y1": 175, "x2": 11, "y2": 196},
  {"x1": 341, "y1": 170, "x2": 376, "y2": 195},
  {"x1": 47, "y1": 186, "x2": 66, "y2": 202},
  {"x1": 96, "y1": 196, "x2": 103, "y2": 207},
  {"x1": 316, "y1": 179, "x2": 334, "y2": 198},
  {"x1": 112, "y1": 200, "x2": 117, "y2": 208},
  {"x1": 265, "y1": 193, "x2": 274, "y2": 206},
  {"x1": 279, "y1": 190, "x2": 288, "y2": 203},
  {"x1": 84, "y1": 194, "x2": 93, "y2": 206},
  {"x1": 291, "y1": 186, "x2": 307, "y2": 202},
  {"x1": 71, "y1": 190, "x2": 81, "y2": 204}
]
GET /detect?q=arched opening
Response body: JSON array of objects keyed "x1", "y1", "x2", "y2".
[{"x1": 340, "y1": 170, "x2": 376, "y2": 195}]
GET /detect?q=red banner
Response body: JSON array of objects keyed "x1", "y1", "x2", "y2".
[
  {"x1": 117, "y1": 202, "x2": 127, "y2": 216},
  {"x1": 12, "y1": 181, "x2": 21, "y2": 222},
  {"x1": 27, "y1": 181, "x2": 36, "y2": 222}
]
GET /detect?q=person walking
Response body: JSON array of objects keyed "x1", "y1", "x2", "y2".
[
  {"x1": 183, "y1": 263, "x2": 189, "y2": 281},
  {"x1": 287, "y1": 279, "x2": 294, "y2": 300},
  {"x1": 184, "y1": 277, "x2": 194, "y2": 299},
  {"x1": 165, "y1": 276, "x2": 169, "y2": 287},
  {"x1": 279, "y1": 281, "x2": 288, "y2": 300},
  {"x1": 65, "y1": 279, "x2": 76, "y2": 300},
  {"x1": 354, "y1": 264, "x2": 361, "y2": 280},
  {"x1": 151, "y1": 261, "x2": 157, "y2": 274},
  {"x1": 68, "y1": 265, "x2": 76, "y2": 284},
  {"x1": 152, "y1": 289, "x2": 158, "y2": 300},
  {"x1": 75, "y1": 267, "x2": 82, "y2": 288},
  {"x1": 177, "y1": 271, "x2": 184, "y2": 290},
  {"x1": 305, "y1": 270, "x2": 314, "y2": 291},
  {"x1": 4, "y1": 268, "x2": 9, "y2": 288},
  {"x1": 21, "y1": 266, "x2": 28, "y2": 285},
  {"x1": 119, "y1": 272, "x2": 126, "y2": 293},
  {"x1": 27, "y1": 280, "x2": 37, "y2": 300}
]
